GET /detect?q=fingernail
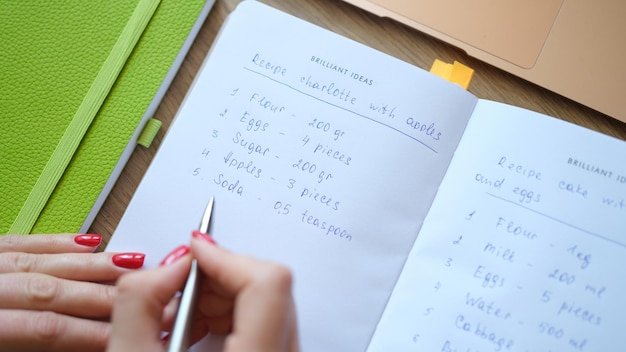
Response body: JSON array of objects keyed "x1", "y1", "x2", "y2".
[
  {"x1": 161, "y1": 332, "x2": 170, "y2": 344},
  {"x1": 112, "y1": 253, "x2": 145, "y2": 269},
  {"x1": 192, "y1": 230, "x2": 217, "y2": 244},
  {"x1": 74, "y1": 234, "x2": 102, "y2": 247},
  {"x1": 159, "y1": 245, "x2": 190, "y2": 266}
]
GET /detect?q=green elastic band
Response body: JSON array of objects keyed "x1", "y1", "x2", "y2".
[
  {"x1": 9, "y1": 0, "x2": 161, "y2": 234},
  {"x1": 137, "y1": 118, "x2": 162, "y2": 148}
]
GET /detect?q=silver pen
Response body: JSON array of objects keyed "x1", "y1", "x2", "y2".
[{"x1": 167, "y1": 196, "x2": 214, "y2": 351}]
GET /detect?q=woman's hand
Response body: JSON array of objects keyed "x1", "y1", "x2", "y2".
[
  {"x1": 108, "y1": 233, "x2": 299, "y2": 352},
  {"x1": 0, "y1": 233, "x2": 145, "y2": 351}
]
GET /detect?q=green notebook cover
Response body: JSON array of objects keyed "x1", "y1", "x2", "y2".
[{"x1": 0, "y1": 0, "x2": 210, "y2": 234}]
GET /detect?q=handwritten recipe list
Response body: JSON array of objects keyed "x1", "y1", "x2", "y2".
[
  {"x1": 369, "y1": 101, "x2": 626, "y2": 351},
  {"x1": 108, "y1": 2, "x2": 626, "y2": 351},
  {"x1": 111, "y1": 17, "x2": 474, "y2": 349}
]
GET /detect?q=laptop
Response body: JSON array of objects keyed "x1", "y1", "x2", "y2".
[{"x1": 342, "y1": 0, "x2": 626, "y2": 123}]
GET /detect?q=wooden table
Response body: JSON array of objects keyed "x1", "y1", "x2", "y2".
[{"x1": 91, "y1": 0, "x2": 626, "y2": 249}]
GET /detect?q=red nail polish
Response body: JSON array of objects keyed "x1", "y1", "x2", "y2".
[
  {"x1": 74, "y1": 234, "x2": 102, "y2": 247},
  {"x1": 159, "y1": 245, "x2": 190, "y2": 266},
  {"x1": 112, "y1": 253, "x2": 145, "y2": 269},
  {"x1": 192, "y1": 230, "x2": 217, "y2": 244}
]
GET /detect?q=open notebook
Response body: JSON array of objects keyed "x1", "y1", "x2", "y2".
[{"x1": 107, "y1": 2, "x2": 626, "y2": 351}]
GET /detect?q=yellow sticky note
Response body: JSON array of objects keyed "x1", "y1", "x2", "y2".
[{"x1": 429, "y1": 59, "x2": 474, "y2": 90}]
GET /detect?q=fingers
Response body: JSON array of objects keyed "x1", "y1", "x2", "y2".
[
  {"x1": 0, "y1": 309, "x2": 109, "y2": 352},
  {"x1": 190, "y1": 236, "x2": 277, "y2": 295},
  {"x1": 197, "y1": 282, "x2": 234, "y2": 317},
  {"x1": 190, "y1": 236, "x2": 299, "y2": 351},
  {"x1": 0, "y1": 273, "x2": 116, "y2": 318},
  {"x1": 108, "y1": 255, "x2": 192, "y2": 351},
  {"x1": 0, "y1": 251, "x2": 145, "y2": 282},
  {"x1": 0, "y1": 234, "x2": 103, "y2": 254},
  {"x1": 160, "y1": 295, "x2": 181, "y2": 331},
  {"x1": 226, "y1": 260, "x2": 298, "y2": 351}
]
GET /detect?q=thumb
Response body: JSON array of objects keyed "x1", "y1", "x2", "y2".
[{"x1": 108, "y1": 254, "x2": 191, "y2": 351}]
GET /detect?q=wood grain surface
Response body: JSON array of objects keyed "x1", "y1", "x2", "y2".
[{"x1": 91, "y1": 0, "x2": 626, "y2": 250}]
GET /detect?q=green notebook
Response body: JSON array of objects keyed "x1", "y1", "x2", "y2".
[{"x1": 0, "y1": 0, "x2": 214, "y2": 234}]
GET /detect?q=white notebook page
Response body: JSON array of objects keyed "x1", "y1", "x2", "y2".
[{"x1": 368, "y1": 100, "x2": 626, "y2": 351}]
